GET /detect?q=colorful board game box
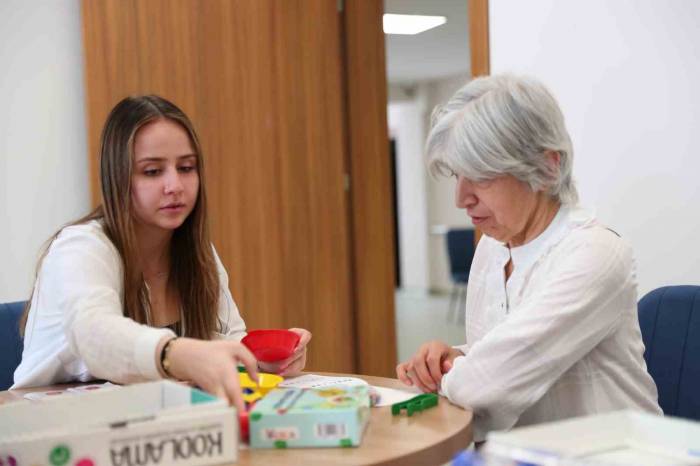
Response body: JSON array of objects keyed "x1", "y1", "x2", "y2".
[
  {"x1": 249, "y1": 385, "x2": 370, "y2": 449},
  {"x1": 0, "y1": 381, "x2": 238, "y2": 466}
]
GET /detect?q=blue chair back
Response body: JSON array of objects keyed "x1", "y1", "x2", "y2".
[
  {"x1": 638, "y1": 286, "x2": 700, "y2": 420},
  {"x1": 446, "y1": 229, "x2": 476, "y2": 284},
  {"x1": 0, "y1": 301, "x2": 25, "y2": 390}
]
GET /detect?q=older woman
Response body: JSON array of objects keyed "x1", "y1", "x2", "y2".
[{"x1": 396, "y1": 74, "x2": 661, "y2": 442}]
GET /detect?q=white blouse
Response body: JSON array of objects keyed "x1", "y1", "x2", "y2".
[
  {"x1": 441, "y1": 206, "x2": 661, "y2": 442},
  {"x1": 13, "y1": 220, "x2": 246, "y2": 389}
]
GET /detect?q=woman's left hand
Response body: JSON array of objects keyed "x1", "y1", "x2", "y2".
[{"x1": 258, "y1": 328, "x2": 312, "y2": 377}]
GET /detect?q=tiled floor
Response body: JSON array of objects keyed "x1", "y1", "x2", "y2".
[{"x1": 394, "y1": 288, "x2": 466, "y2": 365}]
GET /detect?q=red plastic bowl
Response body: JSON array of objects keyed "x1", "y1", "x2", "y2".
[{"x1": 241, "y1": 329, "x2": 301, "y2": 362}]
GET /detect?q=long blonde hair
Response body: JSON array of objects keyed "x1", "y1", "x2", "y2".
[{"x1": 21, "y1": 95, "x2": 220, "y2": 339}]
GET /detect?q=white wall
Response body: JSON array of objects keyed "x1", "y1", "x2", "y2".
[
  {"x1": 388, "y1": 99, "x2": 431, "y2": 291},
  {"x1": 490, "y1": 0, "x2": 700, "y2": 296},
  {"x1": 0, "y1": 0, "x2": 89, "y2": 302}
]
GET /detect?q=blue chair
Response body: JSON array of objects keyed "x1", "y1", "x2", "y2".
[
  {"x1": 638, "y1": 286, "x2": 700, "y2": 420},
  {"x1": 445, "y1": 228, "x2": 476, "y2": 322},
  {"x1": 0, "y1": 301, "x2": 25, "y2": 390}
]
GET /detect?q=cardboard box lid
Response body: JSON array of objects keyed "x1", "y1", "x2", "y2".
[{"x1": 0, "y1": 381, "x2": 227, "y2": 442}]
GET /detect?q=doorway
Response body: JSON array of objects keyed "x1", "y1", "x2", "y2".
[{"x1": 384, "y1": 0, "x2": 475, "y2": 362}]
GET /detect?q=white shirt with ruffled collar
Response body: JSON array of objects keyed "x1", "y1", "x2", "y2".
[{"x1": 441, "y1": 206, "x2": 661, "y2": 441}]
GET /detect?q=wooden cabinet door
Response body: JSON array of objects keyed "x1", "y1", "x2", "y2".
[{"x1": 82, "y1": 0, "x2": 356, "y2": 372}]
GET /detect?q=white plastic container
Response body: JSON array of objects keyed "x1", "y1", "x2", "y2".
[{"x1": 485, "y1": 410, "x2": 700, "y2": 466}]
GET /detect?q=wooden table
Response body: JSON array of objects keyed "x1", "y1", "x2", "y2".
[{"x1": 1, "y1": 374, "x2": 473, "y2": 466}]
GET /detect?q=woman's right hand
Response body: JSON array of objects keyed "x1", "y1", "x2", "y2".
[
  {"x1": 164, "y1": 337, "x2": 259, "y2": 413},
  {"x1": 396, "y1": 340, "x2": 463, "y2": 393}
]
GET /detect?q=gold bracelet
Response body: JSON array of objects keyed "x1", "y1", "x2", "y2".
[{"x1": 160, "y1": 337, "x2": 178, "y2": 378}]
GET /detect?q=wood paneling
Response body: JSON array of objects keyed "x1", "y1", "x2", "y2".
[
  {"x1": 469, "y1": 0, "x2": 490, "y2": 244},
  {"x1": 468, "y1": 0, "x2": 490, "y2": 78},
  {"x1": 82, "y1": 0, "x2": 356, "y2": 372},
  {"x1": 342, "y1": 1, "x2": 397, "y2": 377}
]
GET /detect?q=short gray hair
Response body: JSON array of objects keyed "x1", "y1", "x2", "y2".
[{"x1": 426, "y1": 74, "x2": 578, "y2": 205}]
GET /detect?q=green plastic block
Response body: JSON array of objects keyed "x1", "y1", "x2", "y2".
[
  {"x1": 250, "y1": 412, "x2": 262, "y2": 421},
  {"x1": 274, "y1": 440, "x2": 287, "y2": 449},
  {"x1": 391, "y1": 393, "x2": 438, "y2": 416},
  {"x1": 340, "y1": 438, "x2": 353, "y2": 448}
]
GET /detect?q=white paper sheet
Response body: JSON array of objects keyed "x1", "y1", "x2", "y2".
[
  {"x1": 278, "y1": 374, "x2": 369, "y2": 389},
  {"x1": 371, "y1": 385, "x2": 422, "y2": 407}
]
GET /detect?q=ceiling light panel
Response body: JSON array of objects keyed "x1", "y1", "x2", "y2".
[{"x1": 383, "y1": 14, "x2": 447, "y2": 35}]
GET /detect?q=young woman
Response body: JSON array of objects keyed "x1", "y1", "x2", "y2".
[{"x1": 13, "y1": 95, "x2": 311, "y2": 412}]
